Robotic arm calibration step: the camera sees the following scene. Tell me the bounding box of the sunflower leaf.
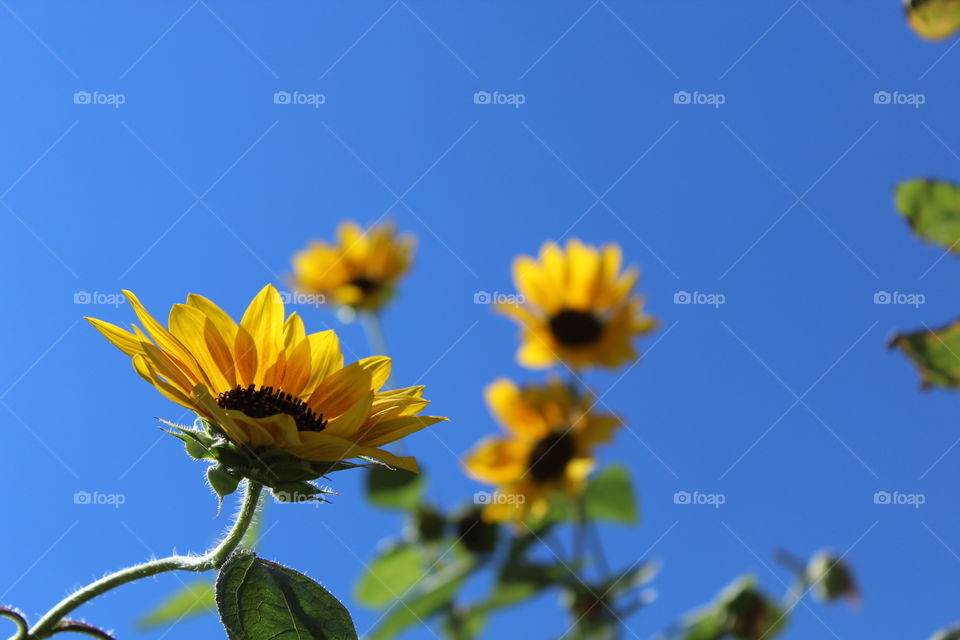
[891,319,960,388]
[906,0,960,40]
[355,543,425,608]
[895,178,960,251]
[137,579,216,629]
[366,465,424,510]
[216,552,357,640]
[583,464,638,523]
[368,567,466,640]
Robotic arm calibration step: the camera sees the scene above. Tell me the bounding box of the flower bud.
[806,551,859,605]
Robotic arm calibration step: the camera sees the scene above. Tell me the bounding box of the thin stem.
[1,608,28,640]
[28,481,263,639]
[362,311,390,357]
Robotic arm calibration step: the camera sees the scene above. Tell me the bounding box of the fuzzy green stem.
[28,481,263,639]
[1,608,28,640]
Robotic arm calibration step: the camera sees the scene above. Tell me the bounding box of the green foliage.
[355,544,426,608]
[137,579,216,629]
[906,0,960,41]
[891,320,960,388]
[583,464,639,523]
[366,465,425,510]
[895,178,960,251]
[216,552,357,640]
[676,576,786,640]
[369,567,469,640]
[931,625,960,640]
[891,179,960,389]
[545,464,639,524]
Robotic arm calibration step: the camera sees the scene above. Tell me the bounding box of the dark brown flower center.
[528,432,575,483]
[216,384,327,432]
[349,277,380,297]
[548,309,604,347]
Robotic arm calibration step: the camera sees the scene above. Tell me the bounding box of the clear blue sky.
[1,1,957,638]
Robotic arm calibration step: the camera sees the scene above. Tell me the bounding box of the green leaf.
[600,561,660,597]
[906,0,960,41]
[366,465,424,510]
[896,178,960,251]
[583,464,639,523]
[369,568,467,640]
[932,624,960,640]
[137,579,216,629]
[355,544,425,608]
[891,319,960,388]
[216,552,357,640]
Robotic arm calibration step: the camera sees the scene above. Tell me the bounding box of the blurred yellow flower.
[498,239,656,370]
[290,220,415,311]
[905,0,960,41]
[87,285,444,472]
[465,378,620,522]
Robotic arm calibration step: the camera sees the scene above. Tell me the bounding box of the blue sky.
[0,1,958,638]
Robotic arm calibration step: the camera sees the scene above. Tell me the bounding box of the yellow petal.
[464,437,529,485]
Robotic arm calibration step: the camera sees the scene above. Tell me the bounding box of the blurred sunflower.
[498,239,656,370]
[290,220,415,311]
[464,377,620,522]
[87,285,444,474]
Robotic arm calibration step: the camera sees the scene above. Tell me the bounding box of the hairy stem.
[28,481,263,639]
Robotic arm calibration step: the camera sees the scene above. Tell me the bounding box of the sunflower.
[464,377,620,522]
[290,220,415,311]
[498,239,656,371]
[87,285,444,477]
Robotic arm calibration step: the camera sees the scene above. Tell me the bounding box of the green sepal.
[207,465,242,502]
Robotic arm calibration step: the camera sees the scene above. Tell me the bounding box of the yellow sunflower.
[290,220,415,311]
[464,377,620,522]
[498,239,656,370]
[87,285,444,476]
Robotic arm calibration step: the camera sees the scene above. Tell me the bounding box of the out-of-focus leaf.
[891,320,960,388]
[906,0,960,40]
[674,576,787,640]
[366,465,424,510]
[216,552,357,640]
[369,568,467,640]
[896,178,960,251]
[137,579,216,629]
[355,544,425,608]
[536,465,638,525]
[600,561,660,597]
[932,624,960,640]
[583,464,638,523]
